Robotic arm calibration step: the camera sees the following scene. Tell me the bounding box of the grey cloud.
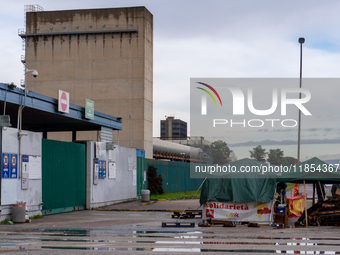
[230,138,340,147]
[306,128,334,132]
[255,127,334,133]
[256,128,295,133]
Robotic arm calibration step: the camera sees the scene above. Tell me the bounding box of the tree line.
[203,141,296,166]
[249,145,296,166]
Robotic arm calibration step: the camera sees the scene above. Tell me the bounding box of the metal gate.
[42,139,86,215]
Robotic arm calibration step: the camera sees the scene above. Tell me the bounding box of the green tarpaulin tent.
[277,157,340,183]
[199,158,278,205]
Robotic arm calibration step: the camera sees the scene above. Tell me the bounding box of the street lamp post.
[18,68,38,188]
[298,37,308,227]
[19,68,38,130]
[24,69,38,107]
[297,37,305,163]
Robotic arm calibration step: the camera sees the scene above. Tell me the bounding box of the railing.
[18,24,138,36]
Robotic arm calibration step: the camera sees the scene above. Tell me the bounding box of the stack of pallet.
[308,198,340,226]
[171,210,202,219]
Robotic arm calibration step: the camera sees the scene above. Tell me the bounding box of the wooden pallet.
[274,213,288,227]
[306,198,340,226]
[210,220,246,225]
[211,220,231,225]
[210,219,259,226]
[171,210,202,219]
[162,222,195,227]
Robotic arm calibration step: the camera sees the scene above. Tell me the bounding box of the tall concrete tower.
[21,6,153,158]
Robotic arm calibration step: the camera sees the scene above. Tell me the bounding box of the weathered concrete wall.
[25,7,153,158]
[0,128,42,221]
[86,141,137,209]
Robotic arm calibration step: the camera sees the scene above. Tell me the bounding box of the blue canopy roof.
[0,83,122,132]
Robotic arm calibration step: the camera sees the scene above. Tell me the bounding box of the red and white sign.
[11,155,17,167]
[203,200,274,223]
[58,90,69,113]
[3,154,9,167]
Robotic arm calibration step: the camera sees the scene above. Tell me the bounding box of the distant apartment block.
[160,117,187,140]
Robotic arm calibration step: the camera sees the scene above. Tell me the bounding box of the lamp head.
[298,37,305,44]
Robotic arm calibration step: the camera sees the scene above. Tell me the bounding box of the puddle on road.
[4,228,340,254]
[43,229,89,237]
[258,237,340,241]
[8,236,340,248]
[137,234,340,242]
[152,247,201,252]
[0,229,91,237]
[42,246,145,251]
[41,238,87,242]
[5,229,340,246]
[0,243,22,247]
[199,250,340,253]
[136,230,204,234]
[38,237,340,254]
[40,246,340,253]
[8,228,340,242]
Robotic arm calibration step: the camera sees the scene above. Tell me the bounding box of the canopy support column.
[313,181,315,205]
[318,181,325,201]
[304,180,308,227]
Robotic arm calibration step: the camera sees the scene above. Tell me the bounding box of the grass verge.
[150,184,297,201]
[29,214,44,220]
[150,190,201,200]
[0,218,13,225]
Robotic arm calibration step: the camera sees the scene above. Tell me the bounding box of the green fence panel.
[137,157,203,196]
[42,139,86,214]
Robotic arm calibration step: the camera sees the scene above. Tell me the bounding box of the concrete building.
[160,117,187,140]
[19,6,153,158]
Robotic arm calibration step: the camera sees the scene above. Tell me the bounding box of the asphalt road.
[1,205,340,254]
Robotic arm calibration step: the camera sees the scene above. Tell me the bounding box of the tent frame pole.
[313,181,315,206]
[318,180,325,201]
[269,191,276,222]
[177,177,207,222]
[304,180,308,227]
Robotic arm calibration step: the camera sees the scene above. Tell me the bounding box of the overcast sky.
[1,1,340,160]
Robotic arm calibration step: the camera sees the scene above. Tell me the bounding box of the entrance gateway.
[42,139,86,215]
[0,83,122,216]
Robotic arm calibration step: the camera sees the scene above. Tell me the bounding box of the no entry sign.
[58,90,69,113]
[11,154,16,168]
[10,154,17,178]
[3,154,9,167]
[2,153,9,178]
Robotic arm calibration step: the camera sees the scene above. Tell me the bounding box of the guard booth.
[0,83,122,219]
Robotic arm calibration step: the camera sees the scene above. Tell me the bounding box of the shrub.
[147,165,164,195]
